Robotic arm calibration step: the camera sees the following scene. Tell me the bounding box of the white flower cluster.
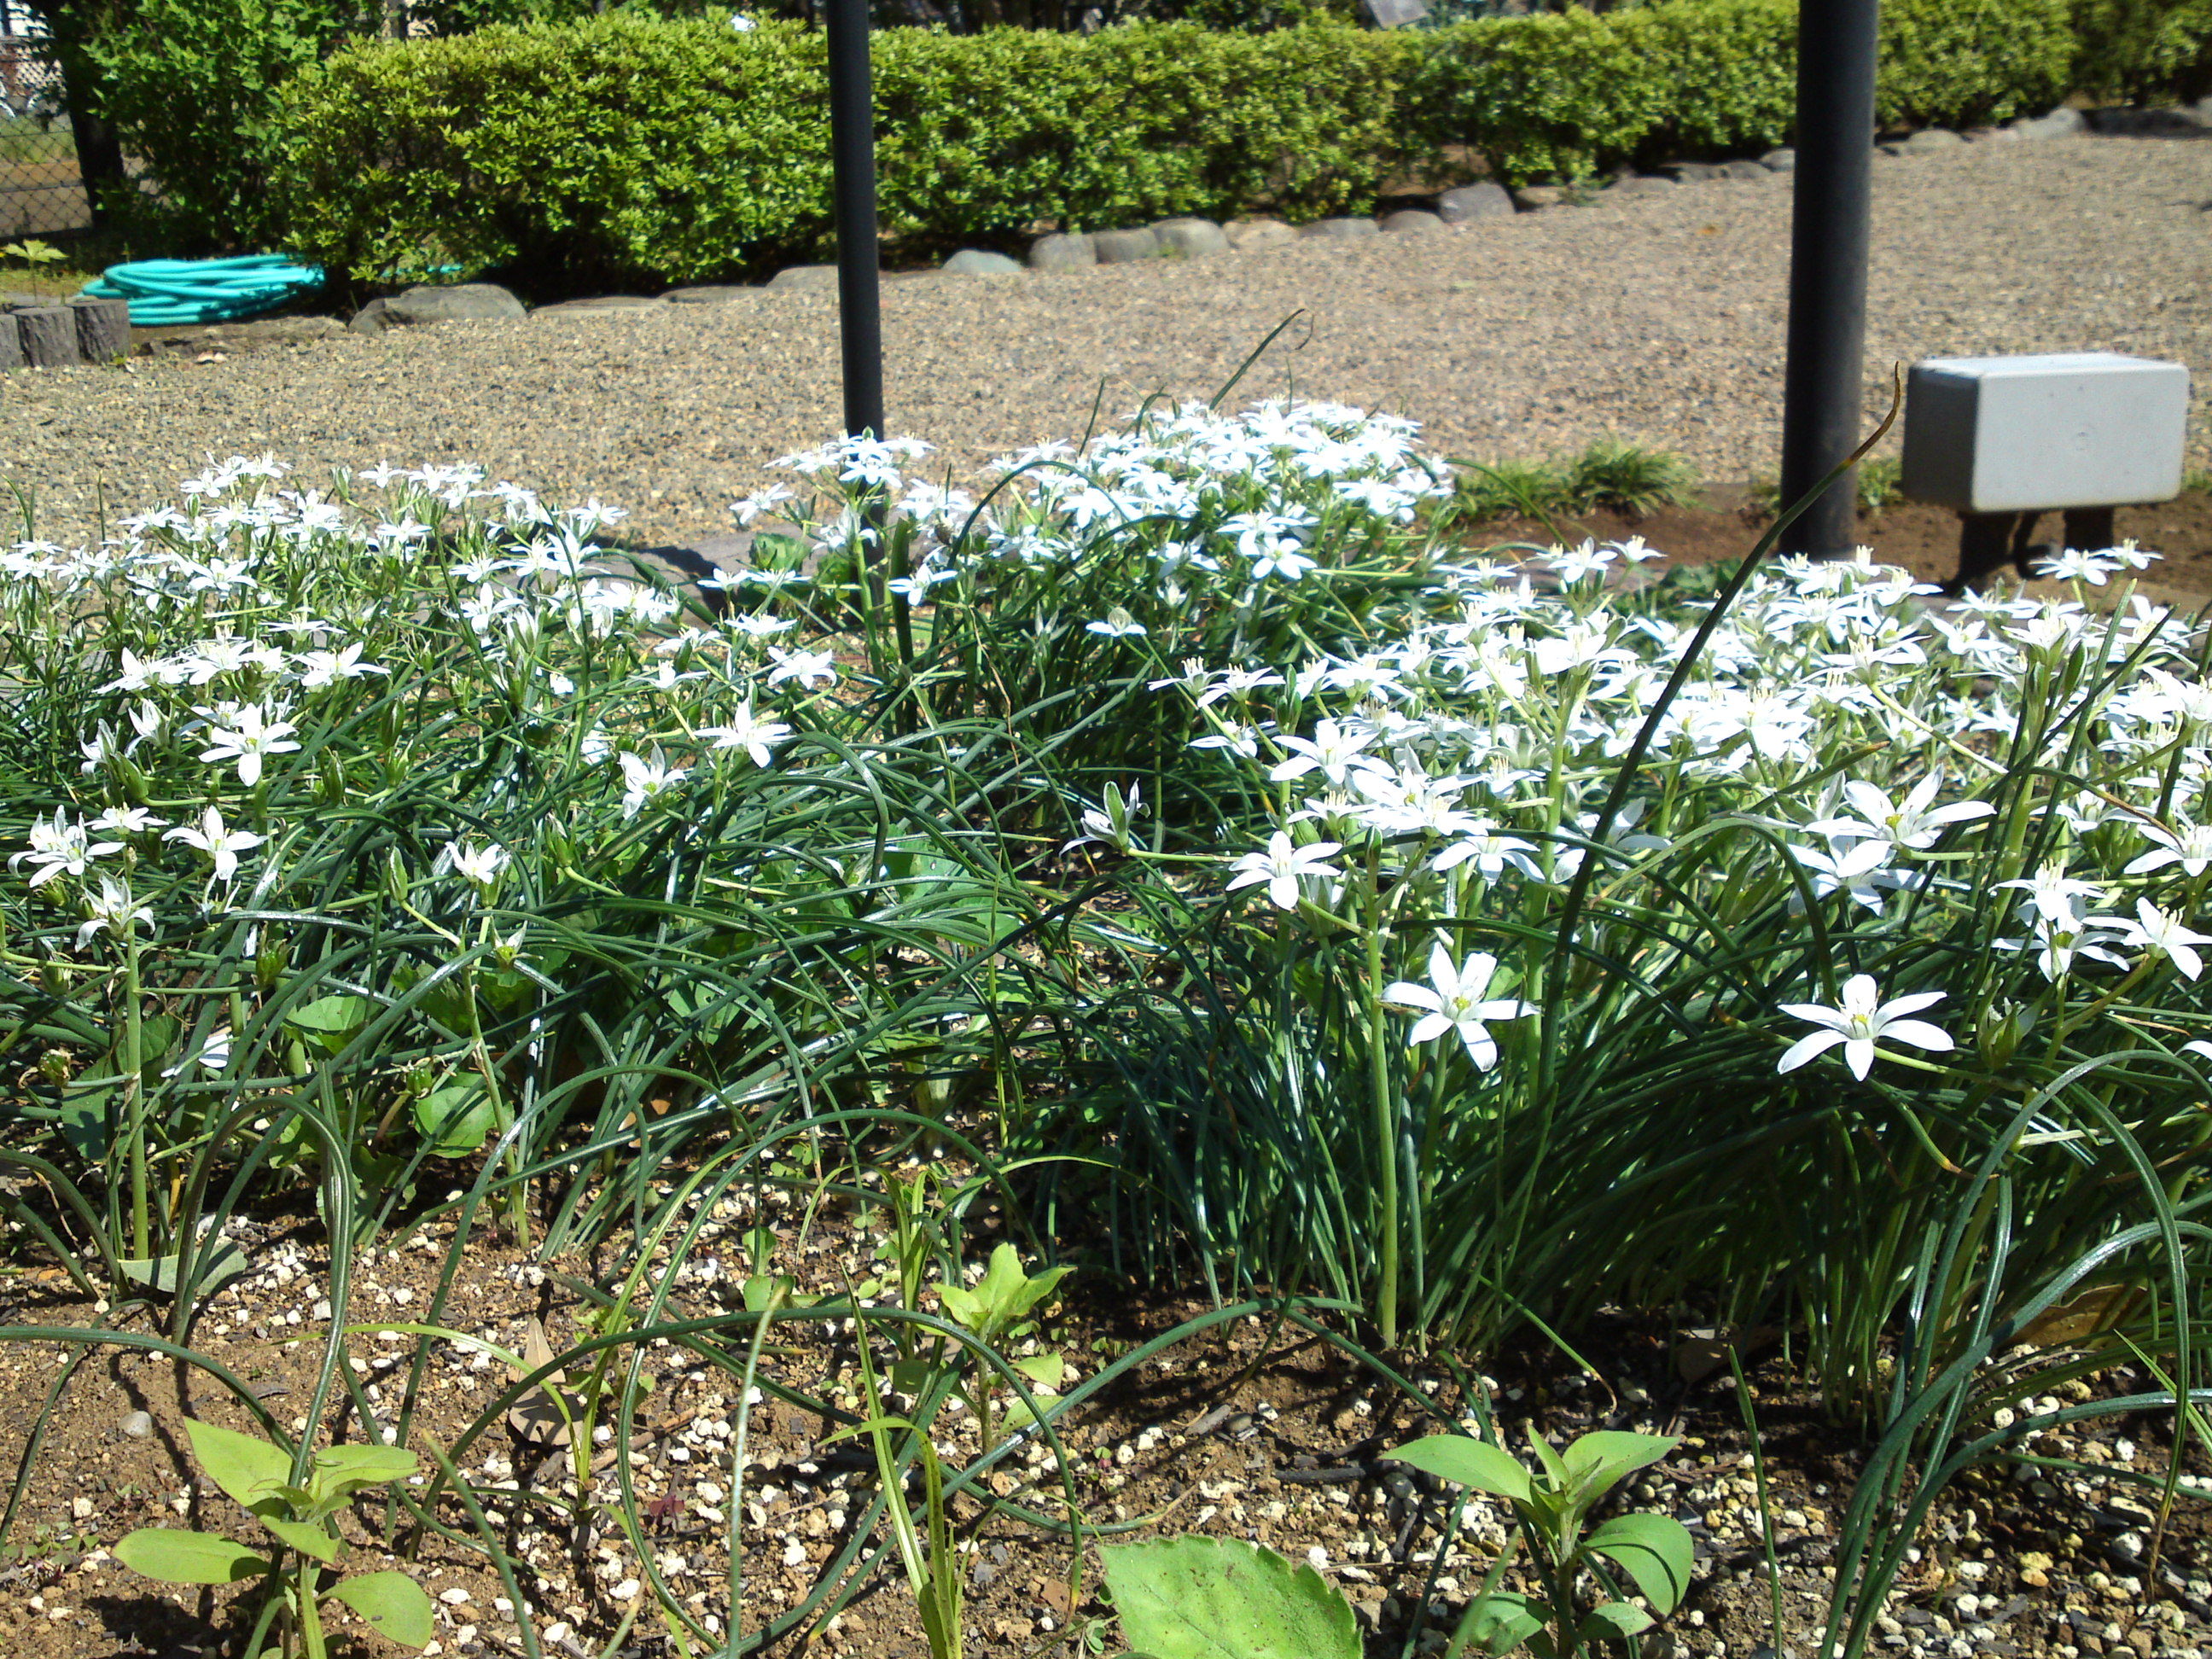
[741,401,1452,622]
[1146,530,2212,1081]
[4,453,827,957]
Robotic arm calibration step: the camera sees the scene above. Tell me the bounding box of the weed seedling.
[115,1418,432,1658]
[1392,1426,1692,1658]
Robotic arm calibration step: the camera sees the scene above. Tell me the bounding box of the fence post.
[1778,0,1879,556]
[826,0,884,449]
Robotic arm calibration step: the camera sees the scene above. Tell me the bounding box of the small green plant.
[1563,439,1700,517]
[1457,443,1698,526]
[2183,466,2212,496]
[836,1315,970,1659]
[114,1418,432,1659]
[1102,1535,1358,1659]
[1391,1427,1691,1658]
[1857,454,1903,515]
[0,238,65,270]
[934,1242,1074,1447]
[1457,457,1572,522]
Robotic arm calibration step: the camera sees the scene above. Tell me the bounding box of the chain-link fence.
[0,4,86,238]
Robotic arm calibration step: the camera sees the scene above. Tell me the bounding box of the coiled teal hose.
[79,254,324,326]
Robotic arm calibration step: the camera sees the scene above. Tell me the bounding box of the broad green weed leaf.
[1585,1513,1694,1614]
[1103,1536,1358,1659]
[183,1418,290,1509]
[55,1087,110,1159]
[1578,1601,1656,1642]
[1563,1431,1676,1487]
[250,1505,339,1562]
[413,1080,494,1158]
[283,995,372,1055]
[1388,1435,1531,1504]
[1452,1590,1549,1655]
[938,1243,1070,1340]
[327,1569,434,1646]
[122,1240,252,1302]
[114,1528,268,1585]
[310,1442,417,1507]
[1014,1353,1068,1388]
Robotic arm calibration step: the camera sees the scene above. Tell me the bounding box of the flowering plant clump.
[0,452,1075,1281]
[3,401,2207,1412]
[741,403,1463,837]
[1064,497,2212,1385]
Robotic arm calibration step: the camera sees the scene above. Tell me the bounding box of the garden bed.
[0,1208,2205,1659]
[0,396,2208,1659]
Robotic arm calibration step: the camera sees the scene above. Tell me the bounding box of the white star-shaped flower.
[1777,975,1954,1081]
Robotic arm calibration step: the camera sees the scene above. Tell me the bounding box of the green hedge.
[2069,0,2212,101]
[270,0,2081,291]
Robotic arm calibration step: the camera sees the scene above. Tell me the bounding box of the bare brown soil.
[0,1181,2203,1659]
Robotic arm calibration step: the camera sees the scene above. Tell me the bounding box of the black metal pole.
[1778,0,1879,556]
[825,0,883,445]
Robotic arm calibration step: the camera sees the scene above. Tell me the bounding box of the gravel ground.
[0,131,2206,550]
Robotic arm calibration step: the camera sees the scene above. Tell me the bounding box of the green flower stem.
[124,931,146,1263]
[297,1561,327,1659]
[1365,842,1399,1348]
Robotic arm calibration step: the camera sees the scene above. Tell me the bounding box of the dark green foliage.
[1874,0,2075,131]
[274,15,838,290]
[79,0,364,249]
[123,0,2100,275]
[1407,0,2072,184]
[273,15,1417,288]
[2069,0,2212,101]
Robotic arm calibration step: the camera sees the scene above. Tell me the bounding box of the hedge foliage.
[2069,0,2212,101]
[266,0,2093,290]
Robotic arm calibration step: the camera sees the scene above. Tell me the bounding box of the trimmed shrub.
[275,13,1413,287]
[2070,0,2212,102]
[84,0,357,250]
[275,16,835,291]
[1406,0,2073,183]
[1404,9,1680,186]
[271,0,2091,289]
[1874,0,2075,130]
[873,24,1411,239]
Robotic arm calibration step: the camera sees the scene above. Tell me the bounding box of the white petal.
[1877,989,1946,1018]
[1407,1012,1452,1045]
[1383,983,1441,1013]
[1924,800,1994,825]
[1878,1020,1953,1053]
[1426,941,1458,993]
[1777,1030,1846,1074]
[1842,1038,1876,1080]
[1778,1002,1848,1033]
[1456,1024,1499,1070]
